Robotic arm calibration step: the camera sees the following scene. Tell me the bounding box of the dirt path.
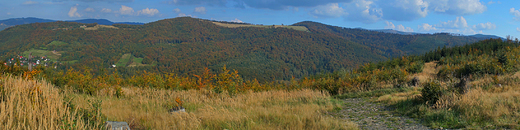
[333,98,428,130]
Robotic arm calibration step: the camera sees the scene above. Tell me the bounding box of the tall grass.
[0,75,357,129]
[0,76,101,129]
[375,70,520,129]
[80,87,357,129]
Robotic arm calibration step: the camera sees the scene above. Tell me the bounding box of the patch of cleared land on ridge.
[212,22,309,32]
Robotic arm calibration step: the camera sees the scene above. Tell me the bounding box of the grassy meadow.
[22,49,61,61]
[116,53,153,67]
[0,75,357,129]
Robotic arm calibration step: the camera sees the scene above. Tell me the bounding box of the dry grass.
[410,62,437,84]
[78,88,357,129]
[1,75,357,129]
[376,61,520,128]
[434,87,520,128]
[0,76,97,129]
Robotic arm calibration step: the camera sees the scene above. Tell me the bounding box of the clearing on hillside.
[115,54,132,67]
[116,53,154,67]
[22,49,62,61]
[82,25,119,30]
[212,22,309,32]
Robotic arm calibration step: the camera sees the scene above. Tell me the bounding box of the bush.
[421,80,445,105]
[407,61,424,74]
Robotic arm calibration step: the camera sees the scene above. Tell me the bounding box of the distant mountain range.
[0,17,144,30]
[0,17,506,81]
[0,17,505,41]
[374,29,504,40]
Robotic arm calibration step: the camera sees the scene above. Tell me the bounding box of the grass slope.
[22,49,61,61]
[115,53,132,67]
[116,53,154,67]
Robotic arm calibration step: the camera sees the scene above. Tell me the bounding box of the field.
[212,22,309,32]
[115,53,132,67]
[116,53,154,67]
[0,75,358,129]
[21,49,61,61]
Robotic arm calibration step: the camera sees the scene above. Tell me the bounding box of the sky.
[0,0,519,38]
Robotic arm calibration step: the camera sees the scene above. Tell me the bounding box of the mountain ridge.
[0,17,144,30]
[0,17,499,82]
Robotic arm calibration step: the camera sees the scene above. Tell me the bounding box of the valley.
[1,17,519,129]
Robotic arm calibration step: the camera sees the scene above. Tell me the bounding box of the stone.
[105,121,130,130]
[169,106,186,113]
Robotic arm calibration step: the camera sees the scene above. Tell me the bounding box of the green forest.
[0,17,484,82]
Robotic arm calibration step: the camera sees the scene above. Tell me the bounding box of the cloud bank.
[167,0,487,23]
[385,21,414,32]
[418,16,495,34]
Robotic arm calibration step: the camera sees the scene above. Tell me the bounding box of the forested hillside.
[293,21,481,56]
[0,17,485,81]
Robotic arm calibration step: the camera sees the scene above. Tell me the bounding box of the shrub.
[407,61,424,74]
[421,80,445,105]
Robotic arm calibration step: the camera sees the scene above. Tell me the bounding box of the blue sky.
[0,0,519,38]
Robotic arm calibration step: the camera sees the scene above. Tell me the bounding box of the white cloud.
[137,8,159,16]
[335,0,487,23]
[85,8,95,12]
[437,16,468,29]
[517,27,520,32]
[119,5,134,15]
[379,0,428,21]
[230,18,243,23]
[44,1,64,5]
[178,13,193,17]
[487,0,500,4]
[418,16,492,34]
[343,0,382,23]
[418,23,437,31]
[472,22,496,30]
[428,0,486,15]
[22,1,39,5]
[68,5,81,17]
[396,25,413,32]
[6,12,11,15]
[384,21,413,32]
[462,28,481,34]
[194,6,206,14]
[173,8,181,13]
[384,21,395,29]
[309,3,347,18]
[510,8,520,20]
[101,8,112,13]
